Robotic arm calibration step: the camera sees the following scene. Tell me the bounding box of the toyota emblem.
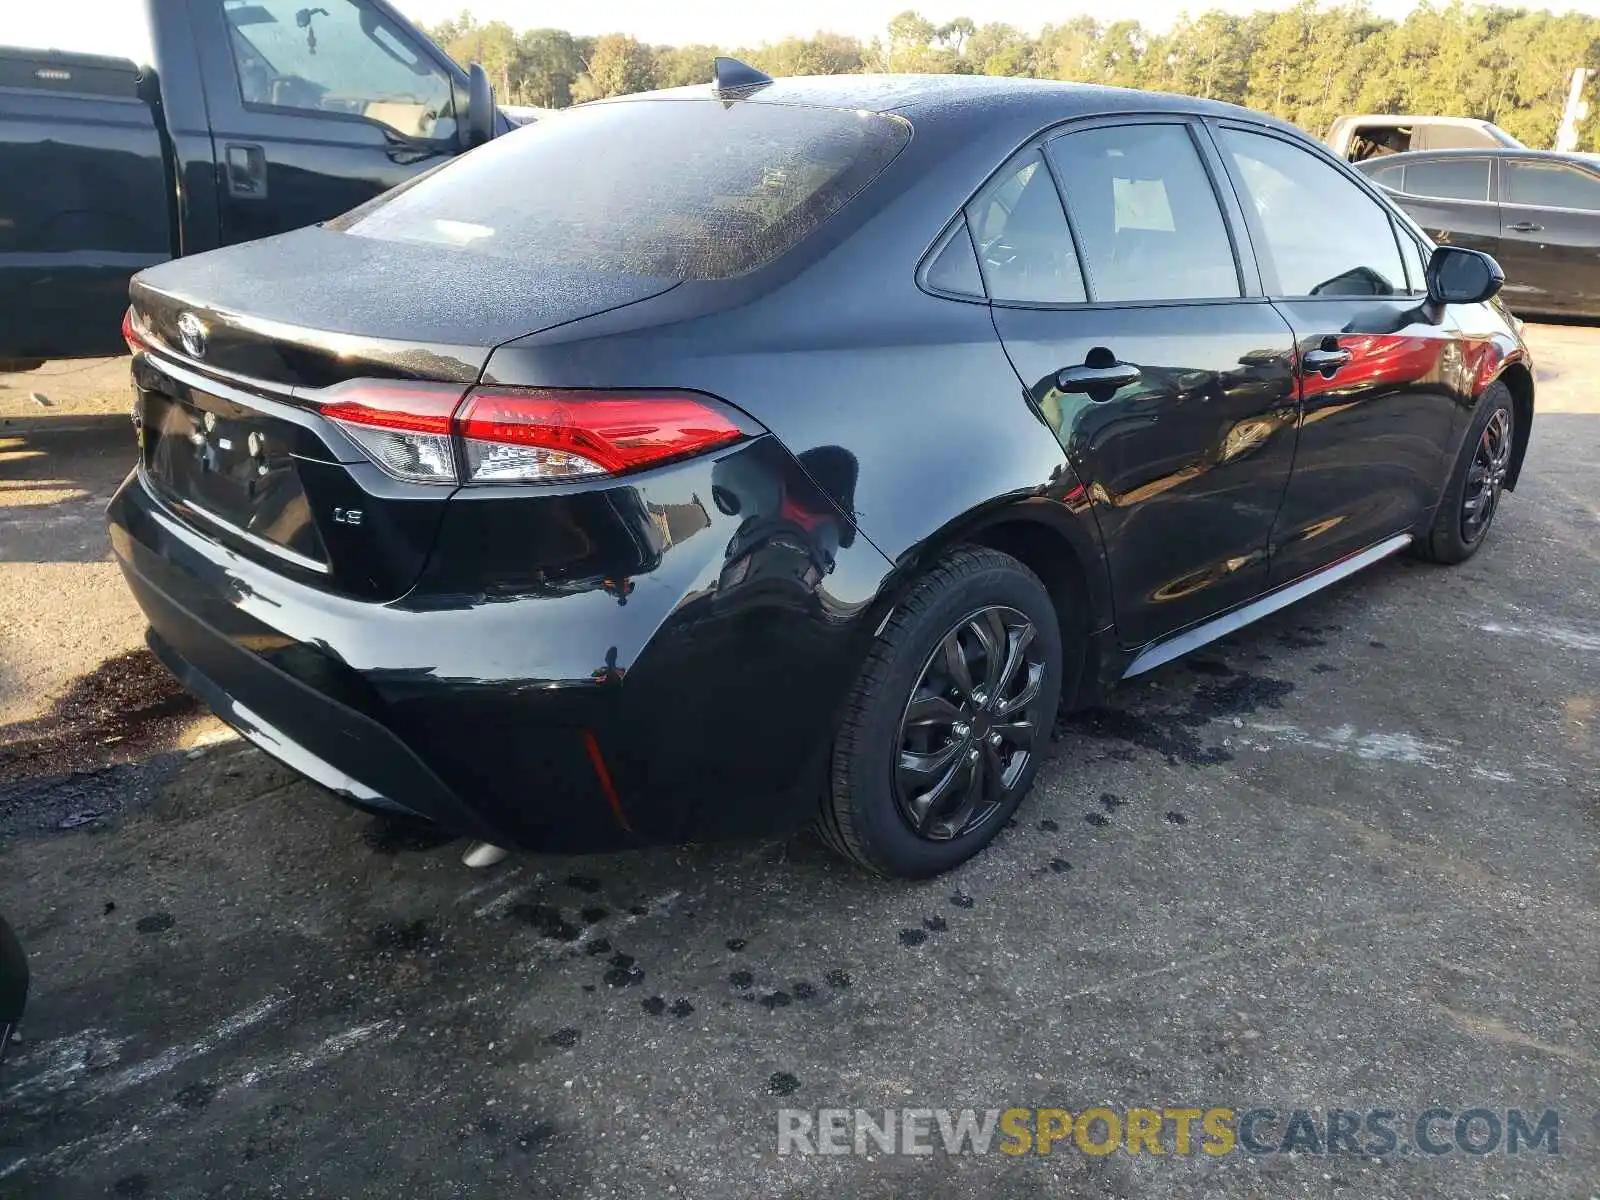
[177,311,208,359]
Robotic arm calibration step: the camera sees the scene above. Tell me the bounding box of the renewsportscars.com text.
[776,1106,1561,1158]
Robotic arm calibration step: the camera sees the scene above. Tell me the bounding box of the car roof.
[1356,148,1594,166]
[597,73,1306,140]
[1334,114,1495,128]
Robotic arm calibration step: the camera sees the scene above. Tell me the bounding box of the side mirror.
[1426,245,1504,305]
[465,62,496,149]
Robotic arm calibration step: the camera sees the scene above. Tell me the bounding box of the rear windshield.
[332,99,910,280]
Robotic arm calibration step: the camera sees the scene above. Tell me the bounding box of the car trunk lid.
[129,226,678,387]
[126,229,678,600]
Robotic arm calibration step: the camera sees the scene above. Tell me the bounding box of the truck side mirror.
[465,63,496,149]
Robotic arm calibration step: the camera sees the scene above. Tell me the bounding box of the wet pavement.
[0,333,1596,1198]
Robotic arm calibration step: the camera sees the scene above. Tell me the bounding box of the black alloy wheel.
[894,605,1046,841]
[819,546,1065,878]
[1461,406,1513,543]
[1418,381,1516,564]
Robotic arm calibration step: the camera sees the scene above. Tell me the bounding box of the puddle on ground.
[0,649,200,787]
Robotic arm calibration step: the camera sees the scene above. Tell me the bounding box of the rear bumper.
[138,594,478,831]
[116,487,508,841]
[107,435,890,852]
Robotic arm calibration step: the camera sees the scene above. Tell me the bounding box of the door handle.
[1507,221,1543,233]
[224,143,268,199]
[1302,347,1352,375]
[1056,360,1141,394]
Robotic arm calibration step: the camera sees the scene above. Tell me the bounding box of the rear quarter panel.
[475,119,1118,815]
[1454,299,1534,480]
[483,106,1113,621]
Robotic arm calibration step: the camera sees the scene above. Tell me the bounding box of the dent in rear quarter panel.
[482,265,1100,606]
[404,436,894,843]
[479,281,1100,835]
[472,118,1118,825]
[480,97,1113,614]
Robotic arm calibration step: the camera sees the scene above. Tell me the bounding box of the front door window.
[223,0,456,142]
[1503,159,1600,211]
[1218,128,1406,297]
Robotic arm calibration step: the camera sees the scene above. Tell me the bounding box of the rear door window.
[922,220,985,298]
[965,151,1086,303]
[334,99,910,279]
[1503,159,1600,210]
[1403,158,1491,201]
[1046,122,1240,301]
[1218,127,1406,297]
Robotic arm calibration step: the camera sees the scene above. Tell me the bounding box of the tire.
[0,915,26,1074]
[1417,381,1516,564]
[818,546,1064,878]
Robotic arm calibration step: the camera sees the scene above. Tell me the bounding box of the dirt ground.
[0,328,1596,1198]
[0,359,228,768]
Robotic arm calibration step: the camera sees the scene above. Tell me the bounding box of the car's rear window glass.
[923,218,984,298]
[1403,158,1490,201]
[331,99,910,279]
[966,151,1087,303]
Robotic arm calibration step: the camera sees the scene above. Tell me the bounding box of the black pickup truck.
[1,0,508,368]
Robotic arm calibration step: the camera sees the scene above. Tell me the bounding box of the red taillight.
[316,382,746,486]
[122,307,143,354]
[317,381,462,436]
[456,389,743,483]
[318,381,466,484]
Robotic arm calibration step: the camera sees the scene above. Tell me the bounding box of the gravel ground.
[0,330,1596,1199]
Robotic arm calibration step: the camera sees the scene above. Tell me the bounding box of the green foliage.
[517,29,588,109]
[424,3,1600,147]
[655,44,722,90]
[738,33,865,78]
[572,34,657,102]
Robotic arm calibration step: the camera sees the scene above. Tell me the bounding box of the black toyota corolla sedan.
[110,66,1534,878]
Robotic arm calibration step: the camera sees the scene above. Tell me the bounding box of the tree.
[429,16,521,102]
[744,33,865,77]
[938,17,976,56]
[1035,18,1100,82]
[518,28,587,108]
[424,3,1600,150]
[1151,11,1254,103]
[1246,3,1318,118]
[884,10,959,73]
[573,33,657,101]
[967,22,1034,77]
[655,44,721,89]
[1083,20,1148,89]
